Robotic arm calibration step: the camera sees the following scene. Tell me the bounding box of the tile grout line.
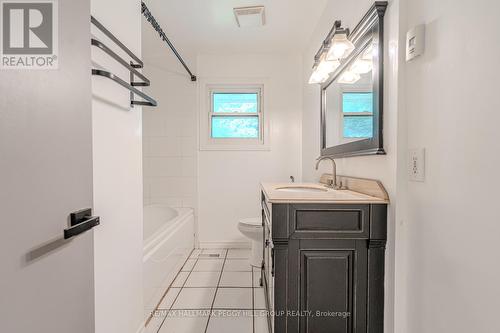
[156,249,201,333]
[155,249,254,333]
[204,249,228,333]
[181,284,252,289]
[152,248,195,332]
[178,284,252,289]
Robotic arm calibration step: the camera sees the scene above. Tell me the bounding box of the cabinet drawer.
[289,204,369,239]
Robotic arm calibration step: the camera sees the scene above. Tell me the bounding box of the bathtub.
[143,204,194,319]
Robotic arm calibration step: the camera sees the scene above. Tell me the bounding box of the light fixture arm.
[312,21,350,69]
[309,20,356,84]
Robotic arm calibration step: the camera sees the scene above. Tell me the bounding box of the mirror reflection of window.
[324,42,375,147]
[342,92,373,139]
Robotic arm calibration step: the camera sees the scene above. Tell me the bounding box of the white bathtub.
[143,204,194,320]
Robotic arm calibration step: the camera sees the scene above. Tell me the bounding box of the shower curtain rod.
[141,1,197,81]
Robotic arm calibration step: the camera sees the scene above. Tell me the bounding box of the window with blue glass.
[210,91,261,139]
[342,92,374,138]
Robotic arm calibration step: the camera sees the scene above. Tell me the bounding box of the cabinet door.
[288,239,368,333]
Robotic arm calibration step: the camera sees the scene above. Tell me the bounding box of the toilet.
[237,218,263,267]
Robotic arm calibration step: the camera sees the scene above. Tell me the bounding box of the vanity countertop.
[261,182,389,204]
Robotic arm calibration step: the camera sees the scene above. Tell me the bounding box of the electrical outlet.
[409,148,425,182]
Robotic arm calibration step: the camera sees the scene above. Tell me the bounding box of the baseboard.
[198,241,250,249]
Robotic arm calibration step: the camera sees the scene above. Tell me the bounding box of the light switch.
[409,148,425,182]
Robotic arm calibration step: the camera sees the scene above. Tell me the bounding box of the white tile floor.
[146,248,270,333]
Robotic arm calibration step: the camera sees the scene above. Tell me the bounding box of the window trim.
[199,79,270,151]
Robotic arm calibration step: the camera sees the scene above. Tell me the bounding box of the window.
[210,92,261,139]
[342,92,373,138]
[200,81,269,151]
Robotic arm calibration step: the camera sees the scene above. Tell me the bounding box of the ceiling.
[142,0,328,56]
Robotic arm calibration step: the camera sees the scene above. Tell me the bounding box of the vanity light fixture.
[349,43,375,74]
[317,57,340,75]
[350,59,372,74]
[309,55,340,84]
[308,20,353,85]
[338,71,360,84]
[326,32,355,61]
[308,68,330,84]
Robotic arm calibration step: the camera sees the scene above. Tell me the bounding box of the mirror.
[324,44,374,148]
[321,3,386,158]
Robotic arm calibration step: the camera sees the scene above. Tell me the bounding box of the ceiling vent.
[233,6,266,28]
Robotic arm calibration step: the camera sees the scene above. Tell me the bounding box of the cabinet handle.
[271,248,275,277]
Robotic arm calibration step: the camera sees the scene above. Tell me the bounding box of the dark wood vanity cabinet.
[261,192,387,333]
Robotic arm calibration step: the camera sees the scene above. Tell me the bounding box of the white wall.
[396,0,500,332]
[197,54,303,247]
[91,1,144,332]
[301,1,402,332]
[142,62,198,208]
[141,32,198,209]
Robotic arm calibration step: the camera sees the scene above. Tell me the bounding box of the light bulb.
[326,33,355,60]
[308,69,329,84]
[338,71,360,84]
[316,59,340,75]
[350,59,372,74]
[328,44,348,60]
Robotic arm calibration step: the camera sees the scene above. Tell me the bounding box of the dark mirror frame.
[321,2,388,158]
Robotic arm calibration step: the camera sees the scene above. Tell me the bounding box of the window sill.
[199,142,271,151]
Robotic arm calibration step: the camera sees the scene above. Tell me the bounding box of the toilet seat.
[238,218,261,228]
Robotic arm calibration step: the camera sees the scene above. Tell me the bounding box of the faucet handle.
[335,180,348,190]
[325,178,334,187]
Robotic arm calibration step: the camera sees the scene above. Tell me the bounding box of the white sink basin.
[262,182,388,204]
[275,186,328,193]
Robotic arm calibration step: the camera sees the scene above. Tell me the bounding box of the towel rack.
[91,16,157,107]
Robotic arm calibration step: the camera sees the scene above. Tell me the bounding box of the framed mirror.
[321,3,387,158]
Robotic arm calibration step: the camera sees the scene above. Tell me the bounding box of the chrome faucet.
[315,156,342,190]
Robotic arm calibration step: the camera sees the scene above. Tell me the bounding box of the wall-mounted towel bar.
[91,16,142,66]
[91,39,150,86]
[91,16,157,107]
[92,69,157,106]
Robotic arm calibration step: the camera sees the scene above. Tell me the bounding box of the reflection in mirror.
[325,42,374,148]
[318,2,386,157]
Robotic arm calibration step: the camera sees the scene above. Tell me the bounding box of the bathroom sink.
[262,181,389,204]
[275,185,328,193]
